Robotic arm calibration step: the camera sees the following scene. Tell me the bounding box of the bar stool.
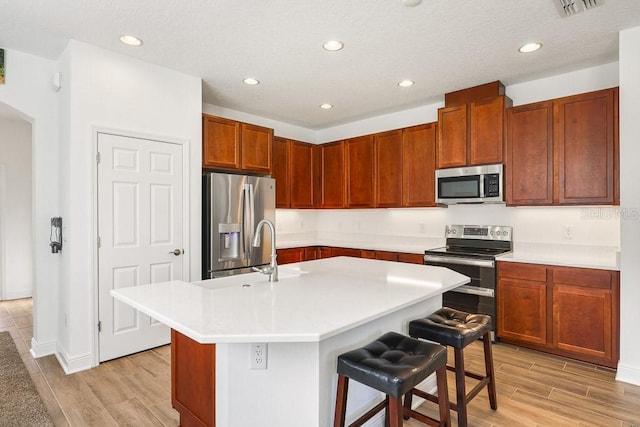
[334,331,450,427]
[407,307,497,427]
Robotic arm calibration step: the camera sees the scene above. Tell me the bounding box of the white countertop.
[111,257,469,344]
[497,242,620,270]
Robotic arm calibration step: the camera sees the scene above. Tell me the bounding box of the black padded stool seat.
[408,308,497,427]
[408,307,492,349]
[334,331,451,427]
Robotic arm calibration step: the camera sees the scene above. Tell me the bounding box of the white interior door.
[97,132,183,362]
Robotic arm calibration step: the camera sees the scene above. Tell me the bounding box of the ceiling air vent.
[556,0,605,17]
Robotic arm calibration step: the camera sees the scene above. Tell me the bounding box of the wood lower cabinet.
[172,329,215,427]
[497,263,549,346]
[397,253,424,265]
[276,247,305,265]
[497,261,619,368]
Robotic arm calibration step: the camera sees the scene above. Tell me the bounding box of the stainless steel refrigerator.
[202,172,276,279]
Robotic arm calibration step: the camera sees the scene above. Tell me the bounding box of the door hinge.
[96,152,101,164]
[97,236,101,248]
[97,321,102,333]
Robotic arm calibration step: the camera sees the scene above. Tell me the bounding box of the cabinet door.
[317,247,332,259]
[240,123,273,173]
[290,141,314,208]
[202,115,240,169]
[555,88,618,205]
[346,135,375,208]
[276,248,305,265]
[398,253,424,265]
[375,130,403,207]
[497,275,548,345]
[320,141,346,208]
[331,247,362,258]
[303,247,318,261]
[469,96,505,165]
[312,145,322,208]
[506,101,553,205]
[375,251,398,262]
[272,137,291,208]
[552,284,613,363]
[403,123,437,207]
[437,104,467,168]
[361,250,377,259]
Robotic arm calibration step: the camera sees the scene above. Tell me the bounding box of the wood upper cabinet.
[403,123,437,207]
[506,88,619,206]
[240,123,273,173]
[273,138,315,208]
[203,115,241,169]
[346,135,375,208]
[506,101,554,205]
[290,141,314,208]
[497,261,619,368]
[437,104,467,168]
[273,137,291,208]
[437,96,508,168]
[320,141,346,208]
[555,88,618,205]
[375,130,403,207]
[497,262,549,346]
[202,114,273,173]
[470,96,506,165]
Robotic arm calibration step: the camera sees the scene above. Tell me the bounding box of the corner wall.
[617,26,640,385]
[0,48,60,357]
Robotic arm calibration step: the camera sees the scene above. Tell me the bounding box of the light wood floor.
[2,298,640,426]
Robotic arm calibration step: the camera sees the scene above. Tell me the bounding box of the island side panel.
[172,329,216,427]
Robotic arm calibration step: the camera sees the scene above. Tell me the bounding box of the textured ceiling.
[1,0,640,129]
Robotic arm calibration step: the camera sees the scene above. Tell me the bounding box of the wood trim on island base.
[172,329,216,427]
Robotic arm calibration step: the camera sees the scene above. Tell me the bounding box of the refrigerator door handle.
[248,183,255,259]
[242,183,254,260]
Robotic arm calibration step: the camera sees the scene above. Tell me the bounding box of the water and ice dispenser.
[218,223,240,260]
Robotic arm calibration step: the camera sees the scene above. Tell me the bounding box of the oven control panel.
[445,225,512,241]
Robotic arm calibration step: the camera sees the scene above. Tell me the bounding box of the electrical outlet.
[563,225,574,239]
[250,343,267,369]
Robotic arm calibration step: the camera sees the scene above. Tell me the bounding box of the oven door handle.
[450,285,495,298]
[424,255,495,268]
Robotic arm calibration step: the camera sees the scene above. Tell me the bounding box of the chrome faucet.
[251,219,278,282]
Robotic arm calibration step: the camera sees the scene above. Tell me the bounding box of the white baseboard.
[616,362,640,386]
[30,336,57,358]
[55,344,94,374]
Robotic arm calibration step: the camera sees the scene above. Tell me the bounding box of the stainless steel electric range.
[423,225,513,339]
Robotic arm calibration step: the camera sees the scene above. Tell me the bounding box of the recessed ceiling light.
[398,80,415,88]
[243,78,260,85]
[323,40,344,52]
[119,35,143,46]
[402,0,423,6]
[319,103,333,110]
[519,42,542,53]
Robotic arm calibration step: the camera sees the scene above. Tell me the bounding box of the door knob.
[169,249,183,256]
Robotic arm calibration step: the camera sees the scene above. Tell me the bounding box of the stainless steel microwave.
[435,164,504,205]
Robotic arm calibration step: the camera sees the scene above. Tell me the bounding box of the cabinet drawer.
[498,262,546,282]
[552,267,612,289]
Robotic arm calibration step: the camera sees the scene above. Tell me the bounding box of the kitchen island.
[111,257,469,427]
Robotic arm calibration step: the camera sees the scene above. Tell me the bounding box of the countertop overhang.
[111,257,469,344]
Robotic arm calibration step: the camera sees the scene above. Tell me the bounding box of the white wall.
[617,26,640,385]
[55,40,202,372]
[0,118,33,299]
[0,48,60,358]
